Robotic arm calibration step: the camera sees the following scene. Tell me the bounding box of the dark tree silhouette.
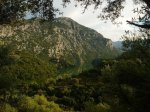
[0,0,150,28]
[63,0,150,28]
[0,0,57,24]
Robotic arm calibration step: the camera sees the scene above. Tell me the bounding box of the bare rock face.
[0,17,118,72]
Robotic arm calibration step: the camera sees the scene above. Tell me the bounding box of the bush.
[84,102,111,112]
[0,103,18,112]
[18,95,62,112]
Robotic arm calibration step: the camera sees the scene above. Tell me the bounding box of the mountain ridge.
[113,41,123,49]
[0,17,119,73]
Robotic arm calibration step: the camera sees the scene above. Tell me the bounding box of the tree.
[0,103,18,112]
[0,45,13,67]
[63,0,150,28]
[18,95,62,112]
[1,0,150,28]
[0,0,57,24]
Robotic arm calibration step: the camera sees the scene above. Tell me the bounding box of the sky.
[54,0,139,41]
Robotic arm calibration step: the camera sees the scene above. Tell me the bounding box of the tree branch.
[142,0,150,7]
[127,20,150,29]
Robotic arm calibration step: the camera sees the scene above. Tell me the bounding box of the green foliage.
[85,102,111,112]
[0,50,56,85]
[0,21,150,112]
[18,95,62,112]
[0,0,57,24]
[0,45,17,90]
[0,45,57,100]
[0,103,18,112]
[0,45,14,67]
[99,34,150,112]
[0,73,16,90]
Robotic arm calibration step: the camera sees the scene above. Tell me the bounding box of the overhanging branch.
[127,20,150,29]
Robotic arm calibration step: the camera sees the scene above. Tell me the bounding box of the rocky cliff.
[0,17,118,72]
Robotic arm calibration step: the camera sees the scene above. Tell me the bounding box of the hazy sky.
[54,0,139,41]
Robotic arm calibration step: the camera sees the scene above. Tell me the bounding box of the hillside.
[0,17,119,73]
[0,18,149,112]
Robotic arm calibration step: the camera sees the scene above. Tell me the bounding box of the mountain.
[0,17,119,73]
[113,41,123,49]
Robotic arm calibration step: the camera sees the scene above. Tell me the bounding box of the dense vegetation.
[0,1,150,111]
[0,28,150,112]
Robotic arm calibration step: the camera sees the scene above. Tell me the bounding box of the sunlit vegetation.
[0,1,150,111]
[0,32,150,111]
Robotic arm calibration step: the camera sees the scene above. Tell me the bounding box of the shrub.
[18,95,62,112]
[0,103,18,112]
